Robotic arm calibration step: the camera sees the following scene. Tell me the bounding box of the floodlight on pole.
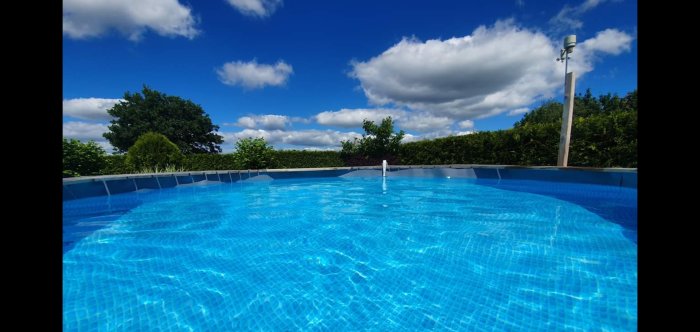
[556,35,576,167]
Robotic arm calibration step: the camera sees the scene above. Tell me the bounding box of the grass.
[135,165,185,174]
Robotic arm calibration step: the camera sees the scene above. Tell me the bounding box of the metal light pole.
[556,35,576,167]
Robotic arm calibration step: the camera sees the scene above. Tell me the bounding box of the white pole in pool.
[382,160,387,177]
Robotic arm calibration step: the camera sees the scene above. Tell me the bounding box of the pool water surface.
[63,177,637,331]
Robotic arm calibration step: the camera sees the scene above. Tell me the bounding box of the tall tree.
[63,139,106,177]
[103,86,224,154]
[341,117,405,165]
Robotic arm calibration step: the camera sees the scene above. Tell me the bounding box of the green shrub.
[63,138,107,177]
[233,138,276,169]
[125,132,183,171]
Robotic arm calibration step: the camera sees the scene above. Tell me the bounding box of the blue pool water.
[63,177,637,331]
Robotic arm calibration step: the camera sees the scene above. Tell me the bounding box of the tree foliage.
[233,138,276,169]
[125,132,183,171]
[82,88,636,174]
[104,86,223,154]
[63,138,107,177]
[341,117,405,165]
[514,101,563,127]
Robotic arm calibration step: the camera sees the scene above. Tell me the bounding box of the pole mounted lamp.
[556,35,576,167]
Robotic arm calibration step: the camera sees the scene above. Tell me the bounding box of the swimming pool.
[63,173,637,330]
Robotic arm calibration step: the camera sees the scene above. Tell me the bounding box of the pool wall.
[63,165,636,201]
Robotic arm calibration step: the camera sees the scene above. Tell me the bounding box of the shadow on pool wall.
[385,167,637,244]
[64,166,637,246]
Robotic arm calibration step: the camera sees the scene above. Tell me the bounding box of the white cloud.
[62,121,116,152]
[579,29,633,55]
[350,20,633,122]
[398,114,453,132]
[63,98,123,121]
[290,116,311,124]
[315,108,453,133]
[63,121,109,141]
[226,0,282,18]
[233,115,290,130]
[315,108,404,128]
[63,0,199,41]
[351,20,560,119]
[507,108,529,116]
[217,60,293,89]
[567,28,634,76]
[401,133,420,143]
[400,130,474,144]
[549,0,609,32]
[458,120,475,129]
[220,129,361,150]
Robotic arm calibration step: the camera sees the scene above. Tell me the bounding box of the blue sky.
[63,0,637,153]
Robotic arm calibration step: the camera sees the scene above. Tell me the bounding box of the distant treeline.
[68,88,637,177]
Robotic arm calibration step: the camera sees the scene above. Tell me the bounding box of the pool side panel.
[341,169,382,177]
[473,168,501,179]
[620,172,637,188]
[156,175,177,188]
[63,166,637,200]
[66,181,108,199]
[268,169,351,179]
[105,179,137,195]
[134,177,160,190]
[176,175,194,184]
[389,168,477,178]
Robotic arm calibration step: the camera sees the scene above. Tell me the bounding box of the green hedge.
[102,155,130,174]
[399,110,636,168]
[399,126,559,166]
[96,111,634,175]
[182,154,238,171]
[569,110,637,167]
[99,150,344,175]
[274,150,344,168]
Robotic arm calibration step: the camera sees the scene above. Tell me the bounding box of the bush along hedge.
[340,117,404,166]
[233,137,276,169]
[126,132,184,172]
